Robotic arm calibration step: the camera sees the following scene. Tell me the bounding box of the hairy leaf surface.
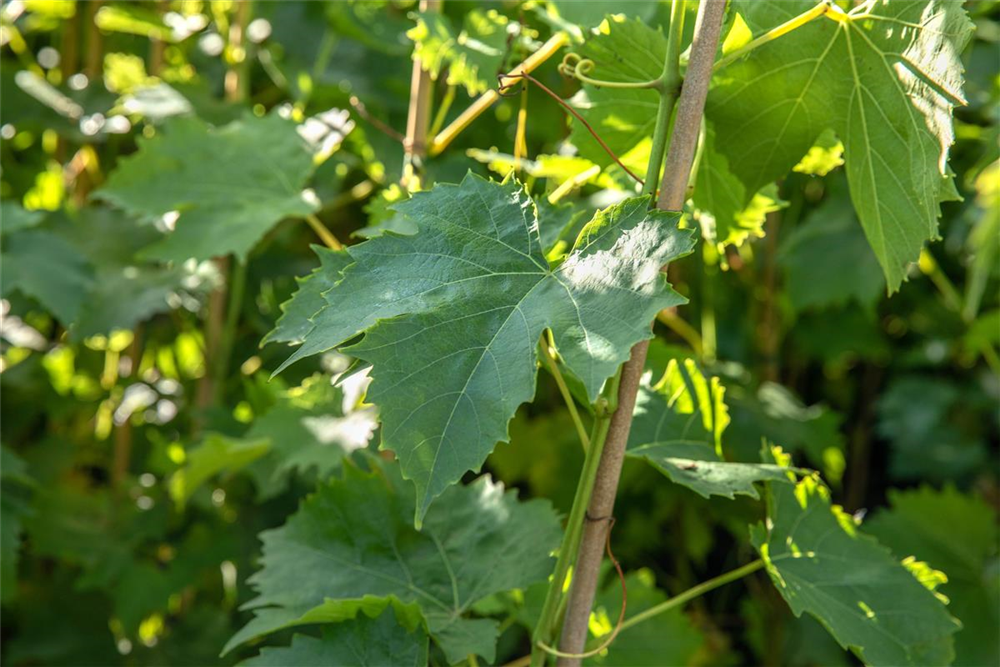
[707,0,973,290]
[276,174,694,521]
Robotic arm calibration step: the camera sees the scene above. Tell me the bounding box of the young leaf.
[627,359,797,499]
[276,174,694,522]
[865,486,999,667]
[168,433,271,507]
[226,459,561,664]
[707,1,973,291]
[753,471,961,666]
[239,608,429,667]
[408,10,509,96]
[97,113,318,262]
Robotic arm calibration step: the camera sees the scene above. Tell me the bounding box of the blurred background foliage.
[0,1,997,665]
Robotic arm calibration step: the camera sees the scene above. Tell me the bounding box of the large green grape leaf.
[778,177,885,312]
[262,246,351,346]
[707,1,973,291]
[626,358,797,499]
[274,174,694,522]
[240,606,428,667]
[408,9,509,96]
[225,459,561,664]
[866,486,1000,667]
[753,469,961,666]
[97,113,318,262]
[1,229,94,324]
[585,569,706,666]
[0,200,44,235]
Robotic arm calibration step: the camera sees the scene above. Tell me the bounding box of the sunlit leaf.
[707,1,973,290]
[275,174,694,522]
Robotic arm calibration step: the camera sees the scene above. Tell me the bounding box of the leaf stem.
[539,335,591,453]
[613,559,764,635]
[429,83,457,139]
[305,213,344,250]
[641,0,687,194]
[529,379,616,667]
[713,1,832,73]
[213,258,247,404]
[656,309,703,357]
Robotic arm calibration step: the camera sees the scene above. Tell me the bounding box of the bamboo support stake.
[428,32,568,157]
[402,0,441,190]
[555,3,728,664]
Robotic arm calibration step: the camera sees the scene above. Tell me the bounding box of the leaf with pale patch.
[275,174,694,522]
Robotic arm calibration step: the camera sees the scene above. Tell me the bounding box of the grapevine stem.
[555,3,728,665]
[529,375,617,667]
[614,559,764,635]
[713,1,831,73]
[539,334,591,453]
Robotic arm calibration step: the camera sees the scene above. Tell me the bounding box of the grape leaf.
[706,1,973,291]
[726,382,845,482]
[274,174,694,522]
[243,378,376,500]
[240,607,428,667]
[585,569,705,666]
[1,229,94,324]
[225,459,561,664]
[865,486,1000,667]
[753,470,961,666]
[626,359,798,499]
[97,113,318,262]
[263,246,351,346]
[408,9,509,96]
[778,177,885,312]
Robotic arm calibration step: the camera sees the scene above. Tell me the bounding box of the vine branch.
[555,3,728,664]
